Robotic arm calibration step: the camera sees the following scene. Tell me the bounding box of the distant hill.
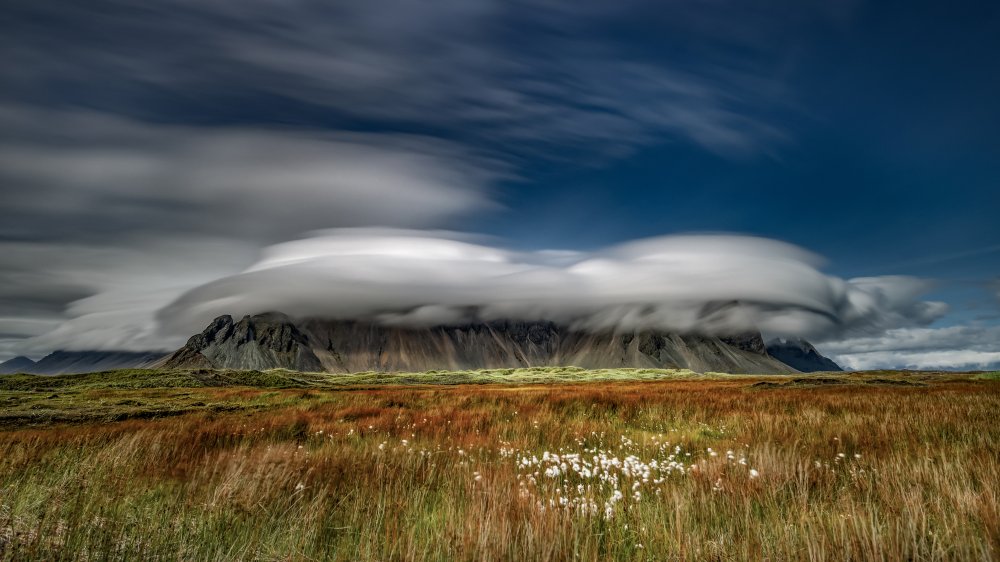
[0,356,37,374]
[766,339,842,372]
[21,351,168,375]
[162,312,802,374]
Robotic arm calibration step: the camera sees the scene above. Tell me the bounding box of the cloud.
[0,107,500,358]
[157,229,946,342]
[5,238,258,356]
[0,0,831,157]
[0,106,499,245]
[833,350,1000,371]
[0,1,873,359]
[818,325,1000,370]
[0,317,61,340]
[820,325,1000,355]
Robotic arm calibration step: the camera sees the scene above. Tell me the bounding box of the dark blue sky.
[1,0,998,367]
[480,1,1000,270]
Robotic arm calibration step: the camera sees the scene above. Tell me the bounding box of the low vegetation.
[1,369,997,560]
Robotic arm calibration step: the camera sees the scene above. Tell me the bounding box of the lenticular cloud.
[156,229,947,340]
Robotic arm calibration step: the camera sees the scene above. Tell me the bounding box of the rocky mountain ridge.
[163,313,323,371]
[161,312,821,374]
[2,314,842,376]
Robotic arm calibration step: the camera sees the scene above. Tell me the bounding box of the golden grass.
[1,377,997,561]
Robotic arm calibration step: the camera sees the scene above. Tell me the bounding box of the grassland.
[1,368,997,561]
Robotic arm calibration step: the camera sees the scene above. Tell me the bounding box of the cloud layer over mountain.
[157,229,948,343]
[2,0,996,370]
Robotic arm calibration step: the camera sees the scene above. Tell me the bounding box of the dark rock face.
[25,351,167,375]
[162,312,323,371]
[721,332,768,355]
[0,355,37,374]
[165,313,799,374]
[766,339,842,372]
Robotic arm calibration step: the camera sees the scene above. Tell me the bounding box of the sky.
[1,0,999,369]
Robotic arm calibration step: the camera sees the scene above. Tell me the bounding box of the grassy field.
[1,369,997,560]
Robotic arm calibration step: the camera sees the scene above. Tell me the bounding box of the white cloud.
[157,229,947,342]
[820,325,1000,371]
[819,325,1000,354]
[835,350,1000,371]
[0,107,500,358]
[6,237,257,356]
[0,106,498,244]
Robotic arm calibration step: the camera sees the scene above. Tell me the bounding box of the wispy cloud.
[0,107,501,357]
[0,0,823,157]
[0,106,499,245]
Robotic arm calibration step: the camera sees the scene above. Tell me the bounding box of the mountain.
[163,312,799,374]
[766,339,842,372]
[162,312,323,372]
[0,355,37,374]
[27,350,168,375]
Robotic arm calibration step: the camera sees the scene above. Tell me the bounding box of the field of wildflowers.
[1,373,997,560]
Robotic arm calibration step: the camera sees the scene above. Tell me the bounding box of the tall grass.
[1,379,997,560]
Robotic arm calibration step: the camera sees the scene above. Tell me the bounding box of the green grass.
[0,366,708,394]
[975,371,1000,381]
[0,368,330,391]
[2,365,980,393]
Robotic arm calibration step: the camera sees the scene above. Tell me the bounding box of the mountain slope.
[766,339,842,372]
[165,313,798,374]
[0,356,37,374]
[162,313,323,371]
[28,351,167,375]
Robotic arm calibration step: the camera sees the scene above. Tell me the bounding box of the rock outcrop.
[162,312,323,371]
[765,339,842,372]
[164,312,800,374]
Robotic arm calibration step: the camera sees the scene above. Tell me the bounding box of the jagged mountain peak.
[165,313,799,374]
[163,312,322,371]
